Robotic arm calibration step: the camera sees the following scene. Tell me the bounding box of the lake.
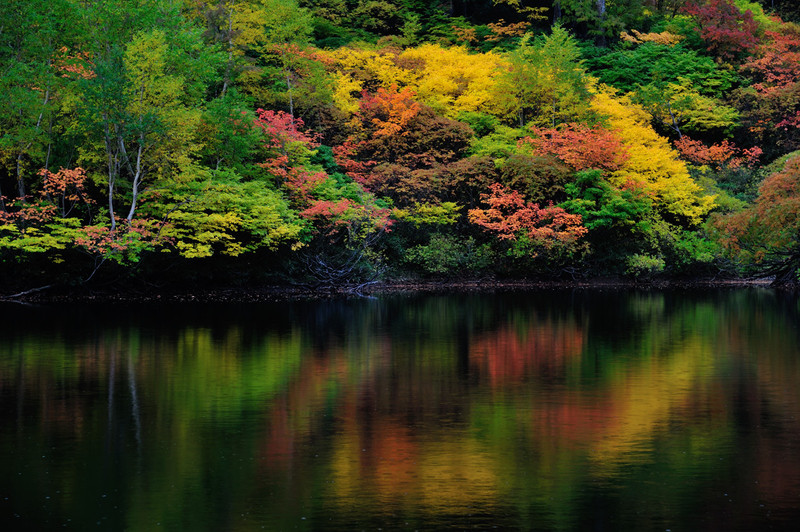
[2,288,800,531]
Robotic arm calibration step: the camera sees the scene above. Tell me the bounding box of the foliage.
[590,88,716,224]
[498,154,574,205]
[469,183,588,259]
[405,233,493,276]
[140,167,305,258]
[584,41,740,99]
[683,0,760,61]
[712,155,800,282]
[560,170,653,233]
[674,136,761,171]
[393,202,461,228]
[625,253,666,278]
[1,0,797,287]
[734,19,800,158]
[635,78,740,137]
[495,25,592,128]
[522,123,629,171]
[397,44,507,118]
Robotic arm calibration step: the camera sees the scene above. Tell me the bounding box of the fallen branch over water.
[1,284,54,300]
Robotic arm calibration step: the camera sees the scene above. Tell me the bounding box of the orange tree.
[712,154,800,285]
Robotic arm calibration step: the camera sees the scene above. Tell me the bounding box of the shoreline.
[0,277,780,304]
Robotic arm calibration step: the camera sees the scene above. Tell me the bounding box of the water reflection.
[1,289,800,530]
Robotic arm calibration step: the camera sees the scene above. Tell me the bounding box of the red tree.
[521,123,629,172]
[469,183,587,257]
[674,136,761,170]
[683,0,759,61]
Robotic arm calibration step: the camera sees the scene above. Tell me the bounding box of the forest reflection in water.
[2,288,800,531]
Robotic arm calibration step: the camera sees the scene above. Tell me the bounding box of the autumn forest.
[2,0,800,291]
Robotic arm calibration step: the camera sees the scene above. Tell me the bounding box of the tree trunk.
[15,86,52,200]
[220,1,235,98]
[125,140,144,225]
[666,100,683,138]
[595,0,607,47]
[104,118,119,232]
[15,153,26,199]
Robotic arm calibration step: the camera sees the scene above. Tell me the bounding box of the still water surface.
[2,288,800,531]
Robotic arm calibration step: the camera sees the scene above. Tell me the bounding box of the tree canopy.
[1,0,798,289]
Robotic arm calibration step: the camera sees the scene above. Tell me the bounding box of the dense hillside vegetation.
[1,0,799,290]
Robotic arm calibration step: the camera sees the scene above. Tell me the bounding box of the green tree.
[0,0,78,200]
[76,3,214,232]
[497,25,591,128]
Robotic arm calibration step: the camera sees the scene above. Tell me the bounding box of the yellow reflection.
[587,335,718,476]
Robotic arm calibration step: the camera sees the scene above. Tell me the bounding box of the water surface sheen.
[2,288,800,531]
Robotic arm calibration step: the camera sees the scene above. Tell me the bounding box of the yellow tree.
[590,87,715,224]
[214,0,316,113]
[319,47,411,117]
[397,44,508,119]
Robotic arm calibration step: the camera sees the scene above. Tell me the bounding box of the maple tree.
[356,85,421,138]
[674,136,761,171]
[735,19,800,157]
[255,106,392,283]
[339,91,473,206]
[521,123,629,172]
[469,183,588,258]
[682,0,760,61]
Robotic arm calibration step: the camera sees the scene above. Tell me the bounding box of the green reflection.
[1,289,800,531]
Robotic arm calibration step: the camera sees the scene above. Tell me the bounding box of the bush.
[405,234,493,276]
[625,253,665,278]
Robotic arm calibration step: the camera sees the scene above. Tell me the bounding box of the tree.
[560,169,652,234]
[635,78,740,138]
[557,0,649,45]
[119,29,201,225]
[231,0,316,114]
[496,25,591,128]
[734,19,800,158]
[469,182,587,258]
[76,2,212,233]
[139,166,304,258]
[0,0,78,201]
[673,136,761,171]
[584,41,740,99]
[682,0,760,62]
[521,122,629,171]
[498,154,574,204]
[590,88,716,224]
[254,108,393,284]
[396,44,508,118]
[711,154,800,282]
[338,89,473,206]
[196,91,263,174]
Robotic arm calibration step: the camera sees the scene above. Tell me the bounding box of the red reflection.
[470,321,584,385]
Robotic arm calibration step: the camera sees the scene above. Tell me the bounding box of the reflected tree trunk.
[128,351,142,451]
